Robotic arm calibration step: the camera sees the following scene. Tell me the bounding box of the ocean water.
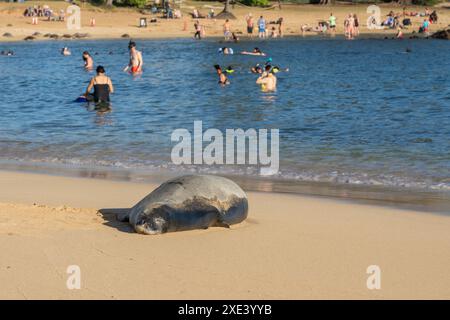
[0,38,449,199]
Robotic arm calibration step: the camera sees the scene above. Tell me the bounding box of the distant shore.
[1,2,449,42]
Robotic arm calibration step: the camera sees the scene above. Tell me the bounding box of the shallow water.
[0,38,449,198]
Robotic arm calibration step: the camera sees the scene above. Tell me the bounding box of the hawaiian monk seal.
[119,175,248,235]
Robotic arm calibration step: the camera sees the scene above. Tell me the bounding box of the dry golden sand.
[1,1,450,42]
[0,170,449,299]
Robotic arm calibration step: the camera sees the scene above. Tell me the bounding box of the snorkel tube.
[225,66,235,74]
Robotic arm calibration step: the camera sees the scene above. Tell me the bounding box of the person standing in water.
[214,65,230,85]
[256,65,277,92]
[85,65,114,103]
[124,41,143,73]
[82,51,94,70]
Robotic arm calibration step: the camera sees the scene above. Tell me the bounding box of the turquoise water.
[0,38,449,195]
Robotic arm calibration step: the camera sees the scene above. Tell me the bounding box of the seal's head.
[133,205,170,235]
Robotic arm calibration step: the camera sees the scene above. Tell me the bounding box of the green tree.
[241,0,269,6]
[412,0,442,5]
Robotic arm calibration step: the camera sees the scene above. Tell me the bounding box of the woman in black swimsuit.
[85,65,114,103]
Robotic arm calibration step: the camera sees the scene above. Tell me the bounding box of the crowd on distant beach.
[23,4,66,21]
[190,6,440,41]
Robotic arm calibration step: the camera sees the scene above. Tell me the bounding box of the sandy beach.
[0,170,449,299]
[1,1,450,42]
[1,0,449,301]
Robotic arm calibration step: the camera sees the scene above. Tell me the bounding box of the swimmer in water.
[61,47,71,56]
[225,66,235,75]
[82,51,94,70]
[1,50,14,56]
[214,64,230,85]
[219,47,234,55]
[270,65,289,73]
[85,65,114,104]
[251,64,263,74]
[241,47,266,56]
[123,41,143,73]
[256,65,277,92]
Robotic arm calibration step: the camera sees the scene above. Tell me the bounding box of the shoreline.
[0,32,443,44]
[1,169,450,299]
[1,160,449,215]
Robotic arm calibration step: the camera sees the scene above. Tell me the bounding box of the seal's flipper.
[215,221,230,229]
[116,209,130,222]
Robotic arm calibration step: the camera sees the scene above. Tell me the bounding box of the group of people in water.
[69,41,144,111]
[215,62,279,92]
[68,36,278,113]
[219,47,266,56]
[215,48,283,92]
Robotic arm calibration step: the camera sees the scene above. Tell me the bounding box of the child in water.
[61,47,71,56]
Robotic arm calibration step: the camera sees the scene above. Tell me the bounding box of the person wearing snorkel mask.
[225,66,235,76]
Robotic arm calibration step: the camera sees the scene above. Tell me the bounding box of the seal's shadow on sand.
[98,208,134,233]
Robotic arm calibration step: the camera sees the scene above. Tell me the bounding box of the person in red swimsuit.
[123,41,143,74]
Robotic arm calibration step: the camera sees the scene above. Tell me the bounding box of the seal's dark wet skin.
[123,175,249,235]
